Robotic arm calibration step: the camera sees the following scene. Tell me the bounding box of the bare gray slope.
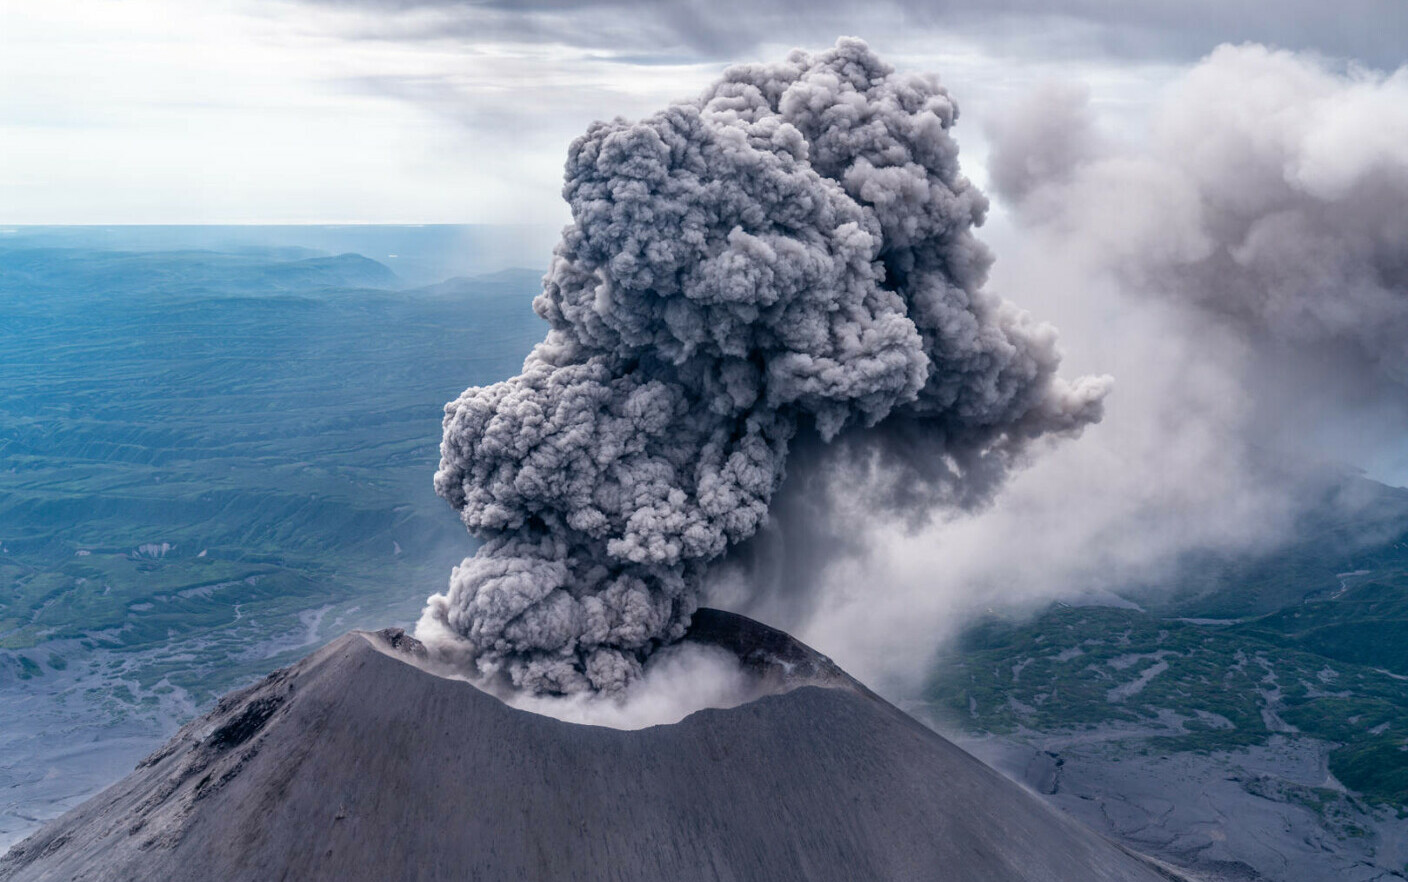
[1,611,1180,882]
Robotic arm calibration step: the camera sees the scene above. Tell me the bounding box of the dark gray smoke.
[419,38,1109,694]
[989,44,1408,386]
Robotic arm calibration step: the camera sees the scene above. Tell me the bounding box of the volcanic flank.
[0,611,1182,882]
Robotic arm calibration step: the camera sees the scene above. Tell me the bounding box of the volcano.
[1,611,1181,882]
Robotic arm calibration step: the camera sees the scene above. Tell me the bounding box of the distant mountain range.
[0,225,558,286]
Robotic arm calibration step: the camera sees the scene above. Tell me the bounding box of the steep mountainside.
[1,611,1181,882]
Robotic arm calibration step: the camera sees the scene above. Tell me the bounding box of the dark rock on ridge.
[683,608,859,691]
[1,610,1184,882]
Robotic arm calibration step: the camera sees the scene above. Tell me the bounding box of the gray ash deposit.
[1,611,1181,882]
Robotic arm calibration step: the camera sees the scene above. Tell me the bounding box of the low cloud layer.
[307,0,1408,68]
[990,44,1408,388]
[420,39,1107,694]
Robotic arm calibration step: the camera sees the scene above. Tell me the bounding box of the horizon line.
[0,222,561,229]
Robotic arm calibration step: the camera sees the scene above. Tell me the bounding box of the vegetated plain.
[0,235,542,844]
[0,245,544,681]
[926,496,1408,879]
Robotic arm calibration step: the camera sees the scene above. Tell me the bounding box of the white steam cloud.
[418,38,1109,695]
[990,44,1408,386]
[792,43,1408,693]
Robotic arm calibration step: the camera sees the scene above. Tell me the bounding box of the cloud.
[300,0,1408,67]
[991,44,1408,390]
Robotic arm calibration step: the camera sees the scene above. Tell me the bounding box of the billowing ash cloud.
[989,43,1408,384]
[419,38,1109,695]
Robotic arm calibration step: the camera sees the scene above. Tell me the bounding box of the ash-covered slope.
[1,611,1180,882]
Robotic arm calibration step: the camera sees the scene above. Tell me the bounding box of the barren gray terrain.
[1,611,1182,882]
[959,728,1408,882]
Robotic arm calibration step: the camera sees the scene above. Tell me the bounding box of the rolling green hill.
[0,245,545,697]
[927,601,1408,806]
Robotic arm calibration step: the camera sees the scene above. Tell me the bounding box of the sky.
[3,0,1399,225]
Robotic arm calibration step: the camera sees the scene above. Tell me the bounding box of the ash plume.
[419,38,1109,695]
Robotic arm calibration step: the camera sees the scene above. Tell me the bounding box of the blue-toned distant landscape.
[4,227,1408,879]
[0,227,547,844]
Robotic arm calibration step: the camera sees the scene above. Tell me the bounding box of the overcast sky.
[2,0,1400,225]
